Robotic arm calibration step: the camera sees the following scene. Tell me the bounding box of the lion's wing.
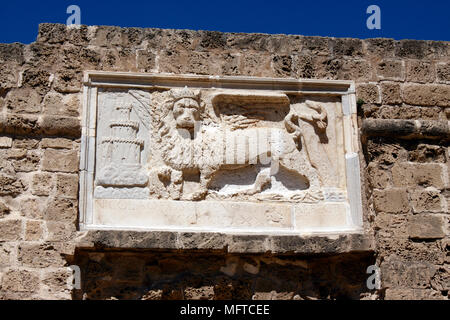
[129,89,153,130]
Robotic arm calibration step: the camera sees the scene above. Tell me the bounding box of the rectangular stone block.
[17,243,65,268]
[374,214,409,239]
[385,288,446,300]
[408,215,445,240]
[373,189,410,214]
[0,269,40,293]
[42,91,80,117]
[406,60,435,83]
[31,172,54,196]
[41,269,73,299]
[45,221,76,242]
[20,197,45,220]
[0,201,10,218]
[93,199,293,231]
[44,198,78,223]
[42,149,79,173]
[0,219,23,241]
[356,83,381,104]
[436,62,450,83]
[12,138,39,149]
[41,138,73,149]
[25,220,44,241]
[381,82,402,105]
[402,84,450,107]
[8,149,41,172]
[381,256,437,289]
[410,189,445,213]
[392,163,446,189]
[376,59,404,80]
[0,137,12,148]
[55,174,79,199]
[0,243,14,267]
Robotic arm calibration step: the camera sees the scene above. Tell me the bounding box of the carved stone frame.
[79,72,364,242]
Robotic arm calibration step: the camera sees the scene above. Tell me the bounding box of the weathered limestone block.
[55,174,79,199]
[239,52,273,77]
[4,88,42,114]
[53,70,82,93]
[369,106,442,120]
[0,270,40,294]
[24,220,44,241]
[392,163,446,189]
[376,59,404,80]
[41,138,73,149]
[45,221,77,242]
[42,149,79,173]
[381,256,438,289]
[376,236,446,265]
[40,115,81,137]
[356,83,380,104]
[436,62,450,83]
[12,138,39,149]
[366,140,408,164]
[0,219,23,241]
[0,173,26,197]
[373,189,410,214]
[406,60,435,83]
[374,214,409,239]
[367,163,391,189]
[384,288,446,300]
[0,243,14,267]
[395,40,428,59]
[380,82,402,105]
[365,38,395,58]
[332,38,364,57]
[8,150,40,172]
[136,50,156,72]
[0,201,10,218]
[408,144,447,163]
[0,43,25,90]
[17,243,66,268]
[272,54,293,77]
[408,215,446,240]
[2,114,40,136]
[336,59,372,81]
[183,286,215,300]
[31,172,54,196]
[44,198,78,224]
[0,137,12,148]
[41,269,73,300]
[19,197,45,220]
[402,84,450,107]
[42,92,80,117]
[410,188,445,213]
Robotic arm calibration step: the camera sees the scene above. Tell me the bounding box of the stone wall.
[0,23,448,300]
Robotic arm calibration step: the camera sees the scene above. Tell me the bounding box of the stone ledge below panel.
[74,230,375,255]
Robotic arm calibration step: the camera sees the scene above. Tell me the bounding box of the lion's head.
[165,87,205,132]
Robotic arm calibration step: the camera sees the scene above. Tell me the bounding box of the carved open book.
[80,72,362,234]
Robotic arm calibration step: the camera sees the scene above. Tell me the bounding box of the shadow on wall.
[70,250,377,300]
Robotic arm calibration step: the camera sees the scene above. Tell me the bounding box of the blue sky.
[1,0,449,44]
